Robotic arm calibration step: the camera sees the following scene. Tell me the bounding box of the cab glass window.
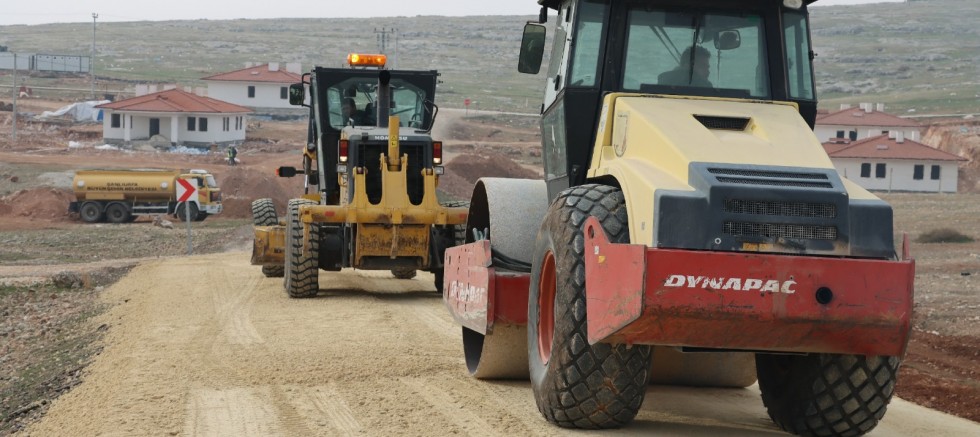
[327,78,428,129]
[567,0,607,87]
[622,8,769,99]
[783,10,815,100]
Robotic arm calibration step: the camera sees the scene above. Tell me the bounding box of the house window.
[875,163,886,178]
[199,117,208,132]
[931,165,941,180]
[111,113,121,128]
[248,86,256,98]
[280,86,288,99]
[913,164,924,180]
[860,163,871,178]
[187,117,196,131]
[836,130,844,139]
[223,117,230,132]
[849,131,858,141]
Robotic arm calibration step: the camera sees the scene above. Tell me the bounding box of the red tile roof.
[96,89,252,114]
[201,64,302,84]
[816,108,922,128]
[822,135,967,162]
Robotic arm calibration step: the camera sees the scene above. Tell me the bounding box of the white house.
[823,133,967,193]
[202,63,303,110]
[96,89,252,147]
[815,103,923,144]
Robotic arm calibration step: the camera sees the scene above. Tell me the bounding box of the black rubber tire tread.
[261,265,284,278]
[80,202,104,223]
[194,212,208,222]
[756,353,900,437]
[251,198,278,226]
[528,184,651,429]
[391,268,417,279]
[433,200,470,293]
[104,203,131,224]
[441,200,471,244]
[175,202,198,222]
[252,198,284,277]
[284,199,319,298]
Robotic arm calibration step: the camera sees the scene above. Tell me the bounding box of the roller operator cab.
[249,54,468,295]
[443,1,914,435]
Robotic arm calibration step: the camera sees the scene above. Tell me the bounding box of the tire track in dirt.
[284,384,363,436]
[185,387,284,436]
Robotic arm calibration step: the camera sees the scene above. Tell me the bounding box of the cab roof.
[538,0,818,10]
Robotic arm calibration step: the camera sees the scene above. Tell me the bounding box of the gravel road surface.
[25,252,980,436]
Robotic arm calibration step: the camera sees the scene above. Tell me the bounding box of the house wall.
[102,110,247,146]
[832,158,959,193]
[814,124,921,143]
[205,81,292,109]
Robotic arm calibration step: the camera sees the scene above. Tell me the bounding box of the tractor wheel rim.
[537,250,556,364]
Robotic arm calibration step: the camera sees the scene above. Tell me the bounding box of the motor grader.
[442,0,914,435]
[250,54,468,296]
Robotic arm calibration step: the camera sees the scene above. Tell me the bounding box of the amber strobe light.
[347,53,387,68]
[339,139,349,163]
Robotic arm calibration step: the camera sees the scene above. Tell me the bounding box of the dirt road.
[25,252,980,436]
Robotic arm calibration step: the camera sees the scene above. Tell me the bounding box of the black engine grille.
[709,168,834,189]
[724,221,838,240]
[725,199,837,218]
[694,115,751,131]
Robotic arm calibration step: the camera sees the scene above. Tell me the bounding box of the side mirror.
[288,83,306,106]
[518,23,547,75]
[276,166,298,178]
[714,30,741,51]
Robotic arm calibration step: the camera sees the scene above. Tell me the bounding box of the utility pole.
[91,13,98,99]
[11,53,17,141]
[374,27,397,68]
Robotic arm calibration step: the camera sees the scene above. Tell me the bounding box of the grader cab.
[250,54,468,296]
[443,1,914,436]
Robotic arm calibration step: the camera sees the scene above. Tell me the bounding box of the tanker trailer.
[69,169,223,223]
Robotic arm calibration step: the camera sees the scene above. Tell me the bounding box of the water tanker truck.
[69,169,222,223]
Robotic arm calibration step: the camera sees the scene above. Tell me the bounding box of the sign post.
[464,98,471,117]
[176,178,197,255]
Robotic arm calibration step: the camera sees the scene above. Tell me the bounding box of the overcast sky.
[0,0,906,26]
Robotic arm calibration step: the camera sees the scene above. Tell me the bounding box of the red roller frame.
[443,240,529,335]
[583,216,915,357]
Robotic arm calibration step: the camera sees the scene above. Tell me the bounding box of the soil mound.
[215,166,299,219]
[441,153,540,200]
[0,188,74,222]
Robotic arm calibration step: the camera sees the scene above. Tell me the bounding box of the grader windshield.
[325,78,431,129]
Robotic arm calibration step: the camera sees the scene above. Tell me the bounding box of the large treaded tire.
[284,199,319,298]
[391,267,417,279]
[433,200,470,294]
[756,353,900,437]
[80,201,104,223]
[105,202,131,224]
[528,184,651,429]
[175,202,199,222]
[251,198,278,226]
[252,198,284,278]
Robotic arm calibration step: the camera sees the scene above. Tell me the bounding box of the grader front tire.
[527,184,651,429]
[252,198,284,278]
[284,199,319,298]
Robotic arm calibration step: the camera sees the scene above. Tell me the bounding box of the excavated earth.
[0,104,979,435]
